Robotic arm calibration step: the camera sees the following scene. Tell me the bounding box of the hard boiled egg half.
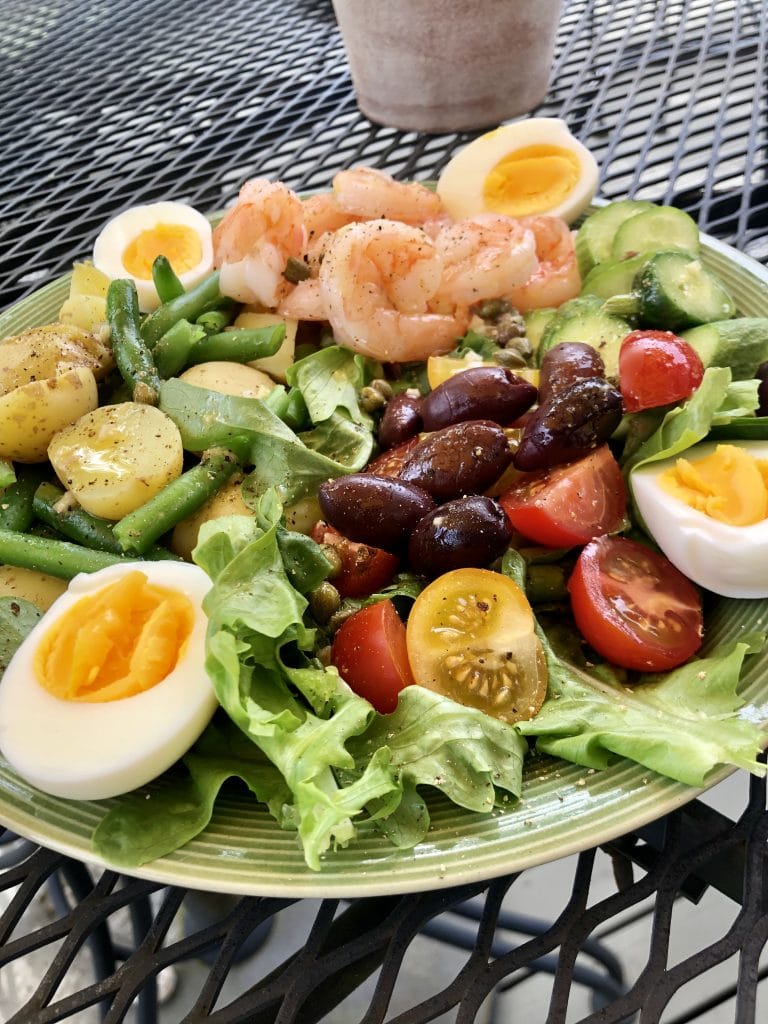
[93,201,214,312]
[631,440,768,599]
[0,561,217,800]
[437,117,598,224]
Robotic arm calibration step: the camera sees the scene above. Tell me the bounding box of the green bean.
[112,447,240,554]
[141,271,221,348]
[0,530,124,579]
[32,482,180,560]
[0,460,15,491]
[0,468,48,532]
[106,279,163,405]
[152,255,185,303]
[153,319,206,379]
[196,308,230,335]
[186,323,285,366]
[33,482,121,551]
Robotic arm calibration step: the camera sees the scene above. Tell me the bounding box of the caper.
[476,298,514,320]
[370,378,394,400]
[320,544,344,580]
[283,256,311,283]
[360,386,388,413]
[327,604,357,632]
[309,582,341,624]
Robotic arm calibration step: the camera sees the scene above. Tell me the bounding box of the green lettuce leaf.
[285,345,380,426]
[622,367,758,473]
[344,686,527,847]
[159,379,373,506]
[92,717,291,867]
[0,597,42,676]
[517,635,768,787]
[192,508,400,869]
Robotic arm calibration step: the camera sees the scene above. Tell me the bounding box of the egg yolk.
[122,224,203,280]
[482,143,582,217]
[659,444,768,526]
[34,570,195,703]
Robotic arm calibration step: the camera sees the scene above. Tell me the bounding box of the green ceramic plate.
[1,230,767,898]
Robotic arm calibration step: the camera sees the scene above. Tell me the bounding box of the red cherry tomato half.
[331,599,415,713]
[366,436,421,478]
[311,522,399,598]
[567,535,703,672]
[498,446,627,548]
[619,330,704,412]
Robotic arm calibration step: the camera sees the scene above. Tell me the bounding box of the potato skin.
[179,361,276,399]
[0,368,99,463]
[48,402,184,519]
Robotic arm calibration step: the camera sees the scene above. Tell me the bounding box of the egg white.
[436,117,599,224]
[93,201,214,312]
[631,439,768,599]
[0,561,218,800]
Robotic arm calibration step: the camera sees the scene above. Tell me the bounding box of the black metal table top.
[1,1,767,1021]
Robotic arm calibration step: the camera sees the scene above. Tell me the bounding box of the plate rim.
[0,215,766,898]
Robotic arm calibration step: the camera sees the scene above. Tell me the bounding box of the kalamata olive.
[318,474,435,551]
[514,378,624,471]
[538,343,606,405]
[408,496,513,577]
[399,420,513,501]
[378,392,423,449]
[421,366,537,430]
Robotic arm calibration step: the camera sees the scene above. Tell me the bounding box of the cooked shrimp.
[430,214,539,311]
[507,215,581,312]
[319,219,468,362]
[278,278,328,321]
[302,193,360,274]
[213,179,306,308]
[333,167,445,226]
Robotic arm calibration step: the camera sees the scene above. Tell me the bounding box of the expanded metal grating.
[0,772,766,1023]
[1,0,767,310]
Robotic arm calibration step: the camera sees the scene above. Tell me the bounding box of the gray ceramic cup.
[332,0,562,133]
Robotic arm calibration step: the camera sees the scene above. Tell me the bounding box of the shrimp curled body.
[507,215,581,312]
[432,214,539,310]
[213,179,306,308]
[319,219,468,362]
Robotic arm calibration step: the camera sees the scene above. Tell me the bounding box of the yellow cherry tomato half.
[426,354,539,391]
[406,568,547,724]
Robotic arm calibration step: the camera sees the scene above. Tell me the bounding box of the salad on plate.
[0,117,767,876]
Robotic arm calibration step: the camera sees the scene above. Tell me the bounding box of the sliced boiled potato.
[48,403,184,520]
[234,311,297,382]
[171,476,253,560]
[69,262,111,298]
[58,263,110,333]
[59,293,108,333]
[0,368,99,462]
[283,494,323,535]
[179,361,277,399]
[0,323,112,395]
[0,566,68,611]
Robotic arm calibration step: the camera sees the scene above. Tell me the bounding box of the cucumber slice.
[611,206,700,261]
[574,200,655,277]
[537,298,631,378]
[635,250,736,330]
[580,252,653,300]
[523,307,557,352]
[682,318,768,380]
